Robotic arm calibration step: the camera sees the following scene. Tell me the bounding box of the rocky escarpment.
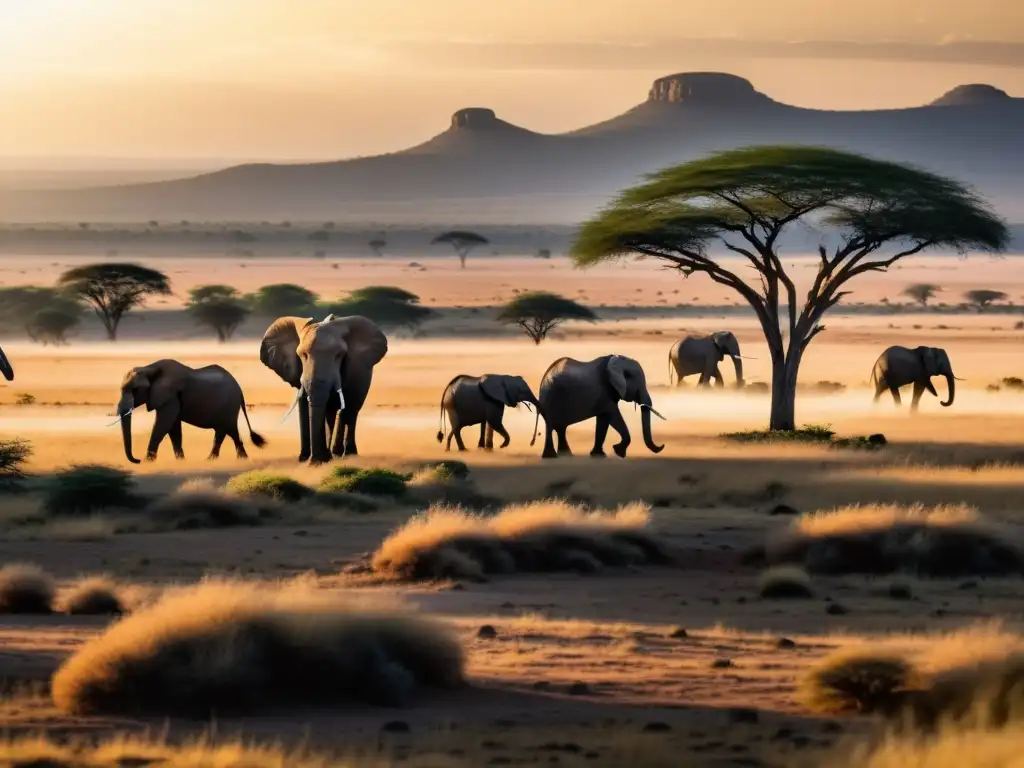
[450,108,502,130]
[646,72,774,106]
[929,84,1012,107]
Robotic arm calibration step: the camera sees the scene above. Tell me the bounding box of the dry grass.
[765,503,1024,577]
[0,562,55,613]
[405,464,500,509]
[370,499,673,582]
[51,580,465,716]
[824,726,1024,768]
[758,566,814,599]
[799,649,921,714]
[59,576,126,616]
[144,478,278,529]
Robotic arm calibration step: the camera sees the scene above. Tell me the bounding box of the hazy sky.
[1,0,1022,164]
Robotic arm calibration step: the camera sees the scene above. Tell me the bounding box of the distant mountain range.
[3,72,1023,224]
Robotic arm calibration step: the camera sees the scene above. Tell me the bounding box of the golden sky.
[1,0,1021,163]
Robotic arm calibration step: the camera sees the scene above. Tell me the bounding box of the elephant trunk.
[731,355,744,387]
[941,372,955,407]
[640,404,664,454]
[307,379,334,462]
[117,392,140,464]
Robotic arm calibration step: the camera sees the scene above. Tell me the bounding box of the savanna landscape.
[3,3,1024,766]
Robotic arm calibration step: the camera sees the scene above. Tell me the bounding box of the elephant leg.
[453,426,468,452]
[889,385,902,407]
[297,393,311,462]
[555,428,572,457]
[477,422,487,449]
[145,403,180,462]
[169,420,185,460]
[607,408,631,458]
[445,429,455,452]
[910,382,924,413]
[208,431,226,460]
[326,399,344,457]
[873,378,885,403]
[331,418,346,457]
[542,425,558,459]
[229,424,248,459]
[488,419,509,449]
[713,367,725,388]
[341,410,360,457]
[590,414,609,457]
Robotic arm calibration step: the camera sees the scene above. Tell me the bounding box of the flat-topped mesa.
[647,72,770,106]
[451,108,501,129]
[930,84,1012,107]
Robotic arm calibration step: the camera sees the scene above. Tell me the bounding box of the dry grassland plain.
[0,252,1021,767]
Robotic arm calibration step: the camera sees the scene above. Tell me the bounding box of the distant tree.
[536,248,552,259]
[964,288,1008,310]
[326,286,433,329]
[308,230,331,242]
[248,284,318,317]
[497,291,597,344]
[902,283,942,307]
[368,238,387,257]
[572,145,1007,430]
[26,307,80,345]
[230,229,257,243]
[187,285,251,341]
[432,230,489,268]
[0,287,83,344]
[58,263,171,341]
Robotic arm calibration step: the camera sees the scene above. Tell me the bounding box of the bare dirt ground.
[0,254,1021,765]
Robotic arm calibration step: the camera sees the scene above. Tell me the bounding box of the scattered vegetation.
[324,286,433,330]
[248,283,318,318]
[0,438,31,489]
[318,466,408,497]
[432,230,489,268]
[43,464,137,516]
[368,237,387,257]
[902,283,942,307]
[497,291,598,344]
[371,500,674,582]
[51,582,466,716]
[758,566,814,599]
[0,563,55,614]
[58,263,172,341]
[186,285,251,341]
[722,425,885,450]
[799,650,919,714]
[224,471,312,503]
[964,289,1009,311]
[406,464,497,510]
[988,376,1024,393]
[61,576,125,616]
[765,503,1024,577]
[145,478,276,529]
[0,286,84,344]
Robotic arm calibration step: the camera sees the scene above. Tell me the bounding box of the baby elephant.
[114,359,266,463]
[437,374,539,452]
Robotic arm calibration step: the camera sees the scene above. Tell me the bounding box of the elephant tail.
[529,403,541,447]
[668,350,674,387]
[240,393,267,448]
[437,386,447,443]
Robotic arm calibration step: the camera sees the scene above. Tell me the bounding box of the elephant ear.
[915,346,937,377]
[327,316,388,371]
[606,355,628,399]
[480,375,515,407]
[711,333,728,359]
[260,317,309,388]
[138,361,184,412]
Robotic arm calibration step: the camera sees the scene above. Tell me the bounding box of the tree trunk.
[768,347,801,431]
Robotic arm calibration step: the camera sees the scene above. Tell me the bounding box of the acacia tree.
[573,146,1007,431]
[26,307,80,345]
[248,284,318,317]
[368,238,387,257]
[326,285,433,330]
[498,291,597,344]
[964,288,1008,310]
[432,230,489,268]
[58,263,171,341]
[902,283,942,307]
[187,285,251,341]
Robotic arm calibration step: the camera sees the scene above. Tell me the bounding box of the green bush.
[426,460,470,481]
[318,467,408,497]
[723,424,885,451]
[225,471,312,503]
[43,464,136,516]
[0,439,31,489]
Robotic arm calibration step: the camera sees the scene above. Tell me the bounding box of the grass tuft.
[799,649,919,714]
[0,438,31,489]
[318,467,408,497]
[225,470,312,503]
[43,464,137,516]
[758,566,814,599]
[61,576,125,616]
[406,465,499,510]
[146,478,275,529]
[0,563,55,614]
[722,424,885,451]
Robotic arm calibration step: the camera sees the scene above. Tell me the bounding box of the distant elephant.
[871,346,957,411]
[0,345,12,382]
[437,374,539,452]
[669,331,744,387]
[260,314,387,463]
[114,359,265,464]
[532,354,666,459]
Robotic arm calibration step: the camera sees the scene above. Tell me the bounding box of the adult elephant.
[437,374,539,452]
[532,354,666,459]
[668,331,743,387]
[260,314,387,463]
[871,345,958,412]
[0,345,13,382]
[114,359,265,463]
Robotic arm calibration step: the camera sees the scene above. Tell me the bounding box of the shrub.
[0,563,55,614]
[406,465,497,510]
[828,726,1023,768]
[371,500,674,582]
[0,439,31,488]
[61,576,125,615]
[146,479,276,529]
[765,503,1024,577]
[758,566,814,599]
[1001,377,1024,390]
[43,464,136,516]
[225,471,312,503]
[51,582,465,716]
[318,467,407,497]
[799,649,918,714]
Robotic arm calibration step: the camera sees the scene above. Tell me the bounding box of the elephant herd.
[95,315,960,465]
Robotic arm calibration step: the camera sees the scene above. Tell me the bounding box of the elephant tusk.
[337,388,346,410]
[954,376,966,381]
[107,405,137,427]
[642,405,668,421]
[280,390,302,423]
[737,355,757,361]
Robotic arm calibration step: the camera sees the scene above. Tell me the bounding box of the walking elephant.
[260,314,387,463]
[871,345,958,412]
[668,331,744,387]
[532,354,666,459]
[113,359,265,464]
[437,374,539,452]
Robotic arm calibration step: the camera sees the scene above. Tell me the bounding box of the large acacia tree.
[573,146,1007,430]
[58,263,171,341]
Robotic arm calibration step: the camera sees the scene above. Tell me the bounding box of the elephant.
[0,345,13,382]
[114,359,265,464]
[532,354,666,459]
[260,314,387,463]
[436,374,539,452]
[668,331,743,388]
[871,345,958,411]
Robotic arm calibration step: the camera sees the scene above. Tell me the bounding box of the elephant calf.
[871,345,957,412]
[114,359,266,463]
[437,374,539,452]
[533,354,665,459]
[669,331,744,388]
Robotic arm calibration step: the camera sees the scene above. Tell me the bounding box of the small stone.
[292,529,308,537]
[958,580,978,590]
[772,728,794,741]
[477,624,498,639]
[821,721,843,733]
[532,680,551,690]
[775,637,797,649]
[500,601,515,609]
[711,658,734,669]
[641,721,672,733]
[728,708,759,724]
[381,721,410,733]
[826,603,849,615]
[768,504,799,516]
[932,608,948,617]
[449,582,466,591]
[567,681,591,695]
[868,433,887,446]
[669,627,689,639]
